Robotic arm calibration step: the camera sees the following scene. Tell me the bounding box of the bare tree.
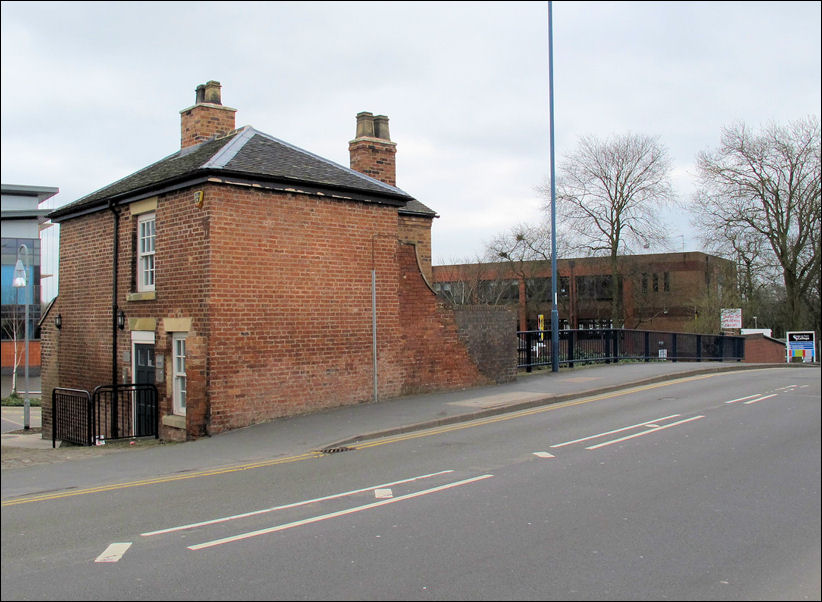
[1,309,25,396]
[693,117,821,333]
[541,133,675,325]
[485,222,554,328]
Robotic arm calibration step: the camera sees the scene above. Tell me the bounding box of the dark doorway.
[133,343,156,436]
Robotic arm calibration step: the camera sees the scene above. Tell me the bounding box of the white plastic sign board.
[786,331,816,363]
[720,308,742,329]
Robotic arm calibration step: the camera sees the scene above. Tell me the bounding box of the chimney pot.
[203,80,222,105]
[355,112,375,138]
[373,115,390,141]
[181,80,236,149]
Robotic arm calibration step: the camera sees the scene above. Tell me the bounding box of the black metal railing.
[53,388,93,447]
[517,328,744,371]
[92,384,159,443]
[52,383,158,446]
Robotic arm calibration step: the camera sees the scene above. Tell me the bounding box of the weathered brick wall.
[38,311,57,440]
[44,187,214,440]
[204,185,401,433]
[348,138,397,186]
[395,243,496,394]
[47,182,517,440]
[180,104,236,149]
[136,186,213,439]
[40,211,115,439]
[50,212,117,393]
[398,214,433,284]
[452,305,518,383]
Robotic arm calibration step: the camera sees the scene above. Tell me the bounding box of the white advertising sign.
[720,308,742,329]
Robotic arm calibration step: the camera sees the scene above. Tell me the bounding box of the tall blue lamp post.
[548,1,559,372]
[12,244,31,430]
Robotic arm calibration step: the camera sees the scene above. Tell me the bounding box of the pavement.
[1,361,817,502]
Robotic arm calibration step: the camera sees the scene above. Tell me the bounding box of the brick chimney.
[349,111,397,186]
[180,80,237,149]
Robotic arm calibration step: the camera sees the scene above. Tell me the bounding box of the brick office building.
[433,252,737,333]
[41,81,515,441]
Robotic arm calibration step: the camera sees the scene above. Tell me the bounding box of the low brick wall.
[743,333,786,363]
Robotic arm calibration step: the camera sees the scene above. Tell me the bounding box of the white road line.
[95,542,132,563]
[533,452,555,458]
[374,488,393,499]
[744,394,778,405]
[142,470,454,537]
[585,415,705,450]
[188,474,494,551]
[550,415,681,448]
[725,394,763,404]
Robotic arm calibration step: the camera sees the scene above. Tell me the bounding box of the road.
[1,367,819,600]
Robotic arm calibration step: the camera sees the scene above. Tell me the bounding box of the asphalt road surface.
[1,367,819,600]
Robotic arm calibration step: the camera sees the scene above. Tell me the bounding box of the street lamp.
[548,0,559,372]
[12,244,31,430]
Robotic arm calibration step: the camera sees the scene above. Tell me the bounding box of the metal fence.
[52,388,94,447]
[518,328,745,371]
[52,383,158,447]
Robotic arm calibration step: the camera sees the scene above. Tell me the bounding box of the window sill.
[127,291,156,302]
[162,414,186,430]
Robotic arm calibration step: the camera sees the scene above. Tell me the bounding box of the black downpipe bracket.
[109,201,121,439]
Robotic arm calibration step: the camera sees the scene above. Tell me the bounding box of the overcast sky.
[2,1,820,278]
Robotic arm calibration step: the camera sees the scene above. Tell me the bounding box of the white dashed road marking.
[95,542,132,563]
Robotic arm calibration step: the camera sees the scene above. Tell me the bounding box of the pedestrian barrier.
[517,328,744,372]
[52,384,158,447]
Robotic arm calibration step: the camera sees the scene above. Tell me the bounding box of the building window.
[576,275,614,301]
[652,273,659,292]
[137,213,156,292]
[172,333,187,415]
[663,272,670,292]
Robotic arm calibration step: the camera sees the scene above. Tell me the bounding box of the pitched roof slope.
[50,126,436,220]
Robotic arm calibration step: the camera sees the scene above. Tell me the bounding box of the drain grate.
[320,446,354,454]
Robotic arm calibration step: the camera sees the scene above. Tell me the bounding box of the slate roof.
[49,126,437,221]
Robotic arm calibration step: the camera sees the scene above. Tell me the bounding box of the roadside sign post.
[786,331,816,363]
[720,308,742,333]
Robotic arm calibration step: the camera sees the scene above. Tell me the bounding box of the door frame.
[131,330,155,436]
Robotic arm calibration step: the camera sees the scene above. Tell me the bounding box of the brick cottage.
[41,81,516,441]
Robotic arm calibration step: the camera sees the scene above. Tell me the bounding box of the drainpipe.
[109,200,121,439]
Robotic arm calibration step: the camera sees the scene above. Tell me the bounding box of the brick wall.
[398,214,434,284]
[743,334,786,363]
[39,311,57,439]
[45,182,516,440]
[40,211,114,440]
[203,185,400,432]
[348,138,397,187]
[395,243,480,393]
[180,104,237,149]
[452,305,518,383]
